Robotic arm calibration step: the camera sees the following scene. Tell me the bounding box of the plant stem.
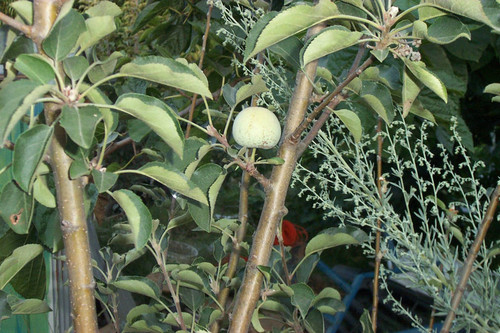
[48,119,99,333]
[211,170,251,333]
[228,23,325,333]
[37,1,99,332]
[440,183,500,333]
[0,11,32,36]
[185,2,213,138]
[371,117,384,332]
[152,241,187,331]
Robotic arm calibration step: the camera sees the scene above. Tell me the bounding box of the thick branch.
[440,184,500,333]
[228,23,325,333]
[0,11,32,36]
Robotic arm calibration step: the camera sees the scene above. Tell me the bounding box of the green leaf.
[112,276,160,299]
[115,93,184,158]
[79,82,118,133]
[0,181,34,234]
[244,0,339,61]
[179,287,204,311]
[164,137,212,178]
[188,164,226,232]
[78,16,117,51]
[333,109,362,142]
[11,299,51,314]
[60,105,102,149]
[33,205,63,252]
[87,52,123,83]
[370,49,389,62]
[360,309,374,333]
[176,270,205,290]
[402,69,421,117]
[10,1,33,24]
[42,9,86,61]
[14,54,55,84]
[120,56,211,97]
[164,312,193,327]
[10,253,45,299]
[13,124,53,193]
[0,80,52,146]
[235,75,269,107]
[422,0,500,33]
[91,169,118,193]
[121,162,208,205]
[403,58,447,103]
[63,56,89,81]
[0,244,42,290]
[484,83,500,102]
[127,119,151,142]
[33,175,56,208]
[301,26,363,66]
[111,190,152,249]
[304,308,324,333]
[305,226,368,257]
[85,1,122,17]
[269,36,303,70]
[413,17,470,44]
[291,283,315,319]
[360,80,394,123]
[251,308,266,333]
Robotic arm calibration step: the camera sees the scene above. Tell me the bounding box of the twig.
[371,117,384,332]
[295,56,374,157]
[3,140,14,150]
[290,43,368,144]
[211,170,251,333]
[0,11,32,36]
[185,3,213,138]
[206,125,271,190]
[152,241,187,331]
[440,184,500,333]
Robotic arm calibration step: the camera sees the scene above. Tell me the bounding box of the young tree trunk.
[34,1,98,332]
[229,24,324,332]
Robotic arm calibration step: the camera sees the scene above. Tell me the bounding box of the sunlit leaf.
[403,58,447,103]
[305,226,368,257]
[121,162,207,205]
[333,109,362,142]
[112,276,160,299]
[78,16,117,51]
[413,17,470,44]
[14,54,55,84]
[235,75,269,106]
[402,69,421,117]
[111,190,152,249]
[11,299,51,314]
[0,80,52,146]
[42,9,86,61]
[120,56,211,97]
[115,93,184,158]
[301,26,363,66]
[91,169,118,193]
[244,0,340,61]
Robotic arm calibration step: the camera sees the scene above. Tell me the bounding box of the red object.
[274,220,308,247]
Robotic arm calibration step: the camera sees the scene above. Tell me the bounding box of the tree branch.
[440,183,500,333]
[0,11,32,36]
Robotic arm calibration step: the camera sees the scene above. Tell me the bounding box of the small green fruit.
[232,107,281,149]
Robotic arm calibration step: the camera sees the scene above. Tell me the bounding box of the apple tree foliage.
[0,0,499,332]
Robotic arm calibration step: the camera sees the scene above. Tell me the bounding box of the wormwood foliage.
[293,112,500,332]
